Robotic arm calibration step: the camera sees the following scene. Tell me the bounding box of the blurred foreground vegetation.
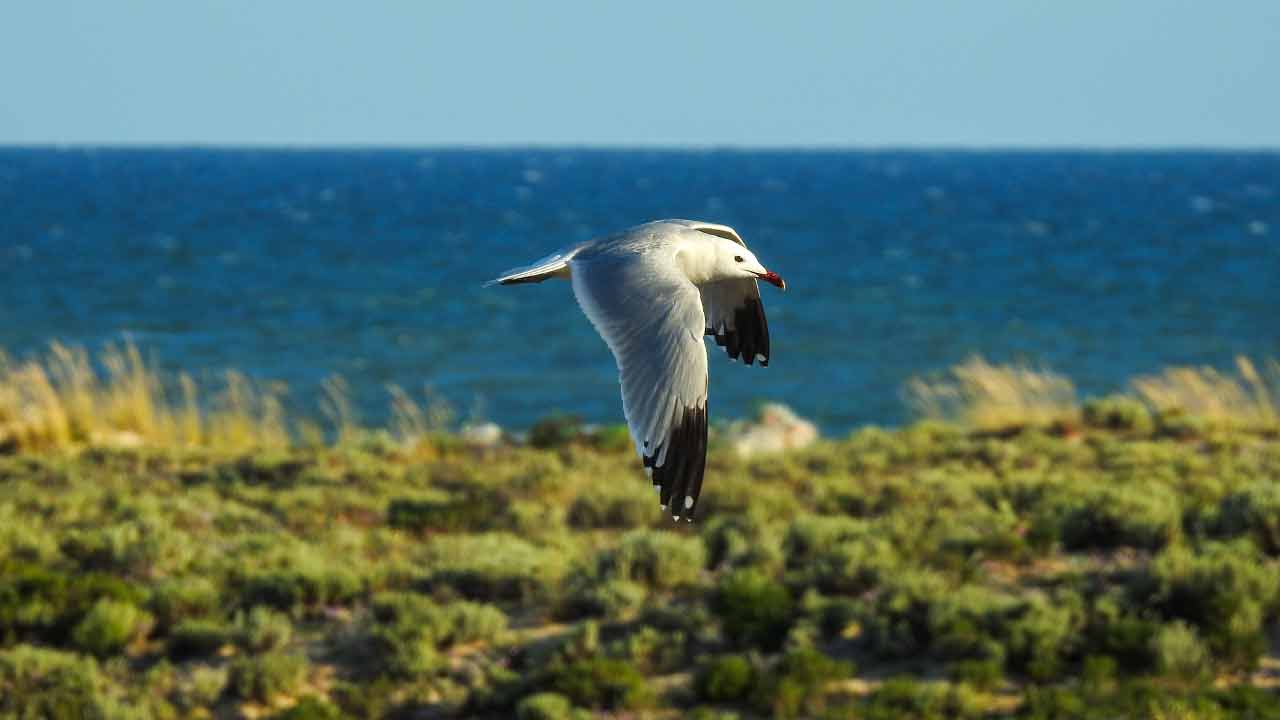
[3,345,1280,718]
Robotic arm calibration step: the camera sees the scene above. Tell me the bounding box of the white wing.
[570,249,709,521]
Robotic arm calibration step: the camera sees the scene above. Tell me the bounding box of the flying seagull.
[488,219,785,521]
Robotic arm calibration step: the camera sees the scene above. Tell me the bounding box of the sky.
[2,2,1278,147]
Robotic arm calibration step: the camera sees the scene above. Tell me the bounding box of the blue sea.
[0,148,1276,433]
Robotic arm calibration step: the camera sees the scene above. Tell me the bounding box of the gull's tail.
[485,245,583,287]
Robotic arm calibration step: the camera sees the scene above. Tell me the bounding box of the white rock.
[728,403,819,457]
[460,422,504,447]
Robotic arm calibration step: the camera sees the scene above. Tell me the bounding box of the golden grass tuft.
[1131,356,1279,428]
[0,341,294,453]
[906,356,1079,431]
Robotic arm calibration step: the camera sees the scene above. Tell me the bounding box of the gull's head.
[716,241,786,291]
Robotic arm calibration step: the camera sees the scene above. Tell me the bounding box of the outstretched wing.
[700,279,770,366]
[570,250,709,521]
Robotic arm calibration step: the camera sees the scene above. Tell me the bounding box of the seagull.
[488,219,785,521]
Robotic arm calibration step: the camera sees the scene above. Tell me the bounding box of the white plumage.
[488,219,785,521]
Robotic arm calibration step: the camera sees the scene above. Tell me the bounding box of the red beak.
[757,271,786,291]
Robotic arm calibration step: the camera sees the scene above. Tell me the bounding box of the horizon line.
[1,141,1279,154]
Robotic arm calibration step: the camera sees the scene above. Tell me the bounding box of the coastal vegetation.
[2,343,1280,718]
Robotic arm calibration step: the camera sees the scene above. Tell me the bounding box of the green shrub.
[862,676,947,720]
[0,563,144,644]
[1083,592,1159,673]
[176,664,228,710]
[1152,621,1211,684]
[236,606,294,653]
[0,644,119,719]
[1005,595,1079,680]
[560,578,647,620]
[1083,396,1153,434]
[711,569,793,651]
[783,515,898,593]
[528,414,584,449]
[596,530,705,589]
[370,592,507,648]
[862,569,950,658]
[752,647,852,720]
[168,618,232,659]
[1146,542,1279,670]
[238,566,362,612]
[949,657,1004,691]
[387,492,508,533]
[1215,481,1280,554]
[567,485,652,529]
[610,625,687,674]
[695,654,755,702]
[550,657,654,711]
[702,512,783,572]
[365,621,441,678]
[516,692,577,720]
[444,601,508,645]
[1060,483,1181,551]
[228,651,308,702]
[150,576,221,629]
[70,598,151,657]
[420,533,566,601]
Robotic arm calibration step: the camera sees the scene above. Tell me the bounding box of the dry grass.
[0,341,294,453]
[1132,356,1280,428]
[906,356,1080,431]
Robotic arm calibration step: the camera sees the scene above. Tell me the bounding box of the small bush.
[387,492,508,533]
[560,578,647,620]
[550,657,654,711]
[0,644,117,719]
[1084,593,1159,673]
[236,606,294,653]
[176,664,228,710]
[365,621,441,678]
[711,569,793,652]
[238,566,362,612]
[752,647,852,720]
[567,486,652,529]
[370,592,507,648]
[702,512,784,572]
[420,534,566,601]
[695,654,755,702]
[596,530,705,590]
[228,651,308,702]
[528,414,584,449]
[783,515,898,593]
[70,598,151,657]
[1060,483,1180,551]
[1083,395,1154,433]
[1147,542,1280,670]
[1005,595,1079,680]
[1153,621,1211,684]
[949,657,1004,691]
[150,576,221,629]
[168,618,232,659]
[516,692,576,720]
[1215,481,1280,555]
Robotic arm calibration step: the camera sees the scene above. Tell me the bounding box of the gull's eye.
[733,255,744,263]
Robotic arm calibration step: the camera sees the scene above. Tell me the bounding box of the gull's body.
[488,219,785,521]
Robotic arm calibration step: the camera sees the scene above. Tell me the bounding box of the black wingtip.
[711,297,770,367]
[644,404,708,522]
